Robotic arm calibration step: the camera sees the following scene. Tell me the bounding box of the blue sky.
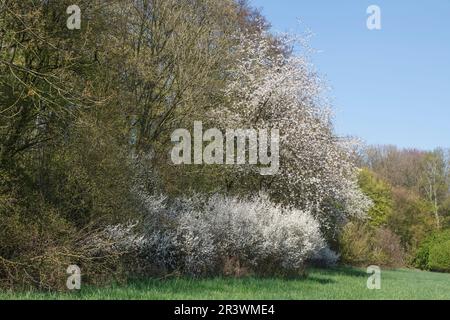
[250,0,450,150]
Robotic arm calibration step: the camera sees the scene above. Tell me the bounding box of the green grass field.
[1,267,449,300]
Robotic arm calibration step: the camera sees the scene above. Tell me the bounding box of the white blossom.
[140,193,327,275]
[214,32,372,228]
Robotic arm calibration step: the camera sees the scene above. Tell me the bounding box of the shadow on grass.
[123,267,367,290]
[305,276,336,285]
[75,266,369,297]
[311,266,368,278]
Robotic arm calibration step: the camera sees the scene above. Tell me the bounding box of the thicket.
[3,0,448,291]
[414,229,450,272]
[342,147,450,270]
[0,0,371,290]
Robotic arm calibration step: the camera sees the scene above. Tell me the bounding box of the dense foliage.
[0,0,371,290]
[1,0,448,291]
[414,229,450,272]
[343,146,450,270]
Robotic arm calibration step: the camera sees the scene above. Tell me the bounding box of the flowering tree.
[214,32,372,233]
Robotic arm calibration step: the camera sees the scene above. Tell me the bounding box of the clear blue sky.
[250,0,450,150]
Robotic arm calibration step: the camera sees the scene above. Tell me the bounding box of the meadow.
[1,267,449,300]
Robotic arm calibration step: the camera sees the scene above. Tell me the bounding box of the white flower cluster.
[140,193,330,276]
[216,32,373,227]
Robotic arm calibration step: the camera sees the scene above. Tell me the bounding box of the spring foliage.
[414,229,450,272]
[1,0,372,289]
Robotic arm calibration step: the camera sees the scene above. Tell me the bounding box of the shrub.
[340,222,405,267]
[428,240,450,272]
[371,227,405,267]
[339,222,373,266]
[0,208,142,291]
[414,229,450,272]
[140,193,327,276]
